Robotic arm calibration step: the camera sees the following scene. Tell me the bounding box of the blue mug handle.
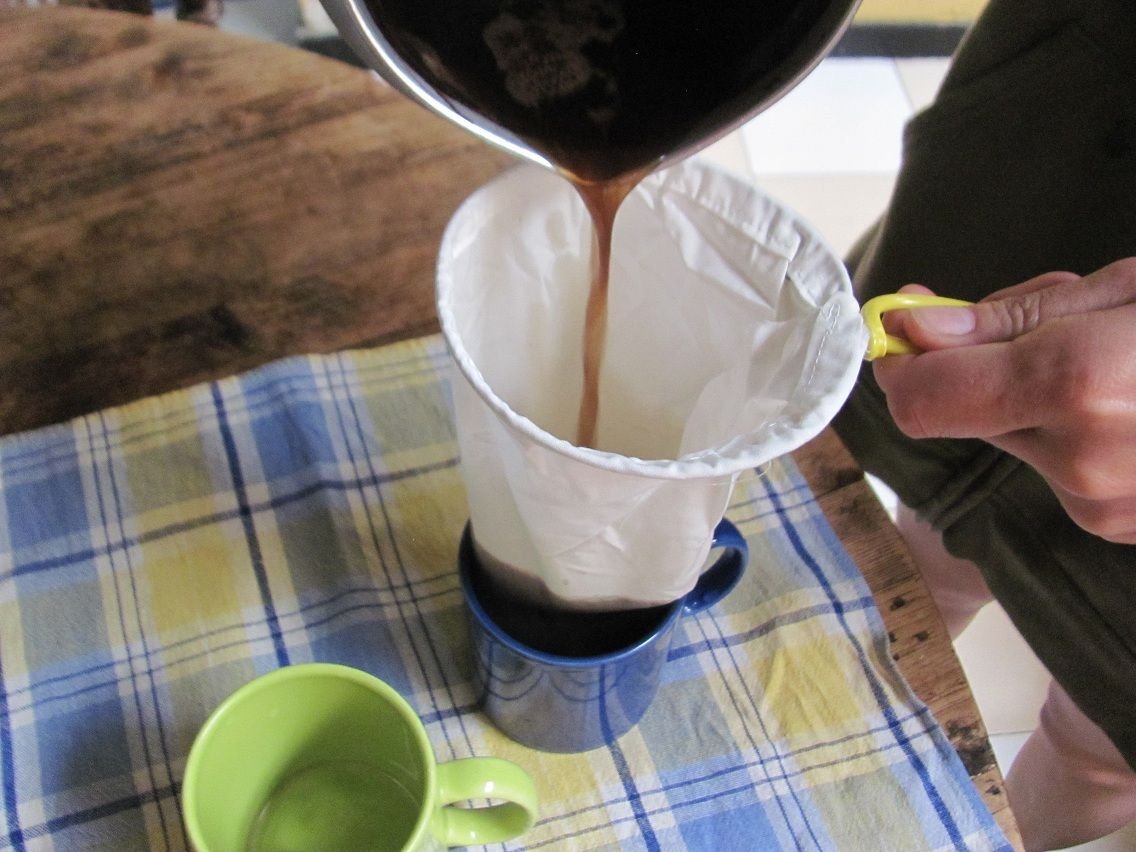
[683,519,748,614]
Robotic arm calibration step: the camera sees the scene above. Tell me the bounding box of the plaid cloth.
[0,335,1009,851]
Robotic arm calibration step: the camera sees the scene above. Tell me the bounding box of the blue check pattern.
[0,336,1010,851]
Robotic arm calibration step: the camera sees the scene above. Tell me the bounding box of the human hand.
[873,258,1136,544]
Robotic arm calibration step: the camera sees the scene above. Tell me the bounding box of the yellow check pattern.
[0,336,1008,850]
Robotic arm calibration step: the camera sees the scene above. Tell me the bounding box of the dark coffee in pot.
[362,0,841,183]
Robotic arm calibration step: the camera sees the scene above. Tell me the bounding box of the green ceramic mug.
[182,664,538,851]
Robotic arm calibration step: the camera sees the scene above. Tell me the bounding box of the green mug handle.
[433,757,538,847]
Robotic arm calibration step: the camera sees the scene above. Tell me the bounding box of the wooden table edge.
[794,428,1023,849]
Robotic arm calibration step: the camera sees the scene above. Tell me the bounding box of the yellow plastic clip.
[860,293,974,361]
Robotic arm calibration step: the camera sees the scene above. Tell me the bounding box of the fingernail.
[912,306,976,335]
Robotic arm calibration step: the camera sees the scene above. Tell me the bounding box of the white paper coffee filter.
[437,160,866,610]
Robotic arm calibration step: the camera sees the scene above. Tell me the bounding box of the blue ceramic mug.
[459,520,748,753]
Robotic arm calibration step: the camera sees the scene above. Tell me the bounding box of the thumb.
[902,271,1087,349]
[902,261,1136,350]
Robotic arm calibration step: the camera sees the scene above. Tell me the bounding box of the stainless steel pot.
[319,0,862,179]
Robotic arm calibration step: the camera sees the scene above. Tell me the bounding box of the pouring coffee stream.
[573,173,644,447]
[319,0,862,447]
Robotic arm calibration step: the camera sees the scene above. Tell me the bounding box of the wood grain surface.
[1,7,1019,847]
[0,5,511,434]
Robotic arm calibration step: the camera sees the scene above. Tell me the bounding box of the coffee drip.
[360,0,849,447]
[573,173,642,447]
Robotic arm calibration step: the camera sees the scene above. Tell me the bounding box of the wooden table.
[0,7,1020,847]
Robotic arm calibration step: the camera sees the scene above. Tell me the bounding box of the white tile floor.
[694,56,1136,852]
